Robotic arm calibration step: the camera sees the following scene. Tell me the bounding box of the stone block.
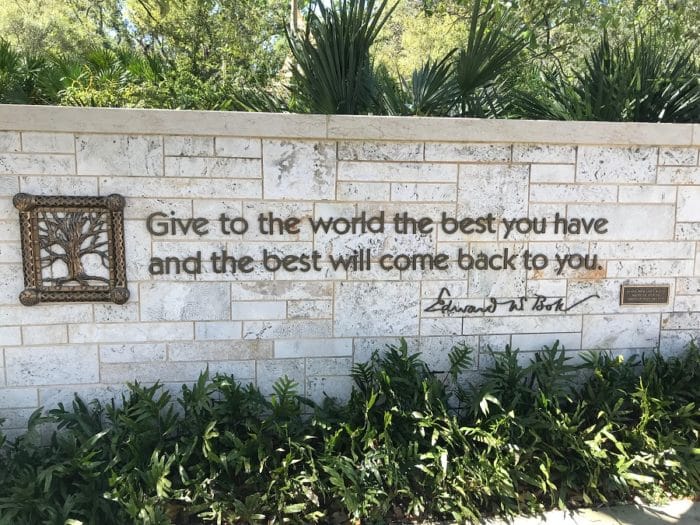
[0,220,20,241]
[478,334,511,353]
[0,132,21,152]
[306,357,353,376]
[661,312,700,330]
[511,333,581,352]
[6,345,99,386]
[21,132,74,153]
[243,320,333,339]
[231,301,286,320]
[658,147,698,166]
[0,387,38,408]
[390,183,456,201]
[164,157,260,178]
[164,136,214,156]
[307,375,354,404]
[256,359,305,396]
[334,281,420,337]
[582,314,660,349]
[337,182,391,201]
[21,325,67,345]
[215,137,261,158]
[169,340,272,361]
[0,199,16,221]
[420,317,463,336]
[590,241,694,260]
[530,164,575,183]
[0,263,23,304]
[274,338,353,358]
[526,279,567,297]
[0,326,21,346]
[263,140,336,200]
[287,300,332,319]
[1,408,38,428]
[657,167,700,184]
[69,322,193,343]
[618,185,676,203]
[0,153,74,175]
[141,282,230,321]
[659,330,700,357]
[20,176,97,195]
[99,343,167,363]
[338,141,423,161]
[424,143,511,162]
[463,315,582,335]
[76,134,162,176]
[194,321,243,340]
[40,385,130,410]
[94,303,140,323]
[338,161,457,182]
[0,304,93,326]
[0,175,19,196]
[675,223,700,240]
[512,144,575,163]
[577,146,656,183]
[232,281,332,301]
[676,278,700,295]
[607,259,694,278]
[530,184,617,203]
[124,197,193,220]
[419,336,478,371]
[677,187,700,221]
[458,164,529,218]
[101,176,261,199]
[674,295,700,311]
[566,204,675,240]
[101,361,254,384]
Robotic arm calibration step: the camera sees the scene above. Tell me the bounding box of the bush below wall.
[0,340,698,524]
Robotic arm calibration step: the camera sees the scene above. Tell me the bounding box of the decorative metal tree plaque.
[13,193,129,306]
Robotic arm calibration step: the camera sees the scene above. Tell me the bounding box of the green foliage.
[286,0,397,114]
[524,32,700,122]
[0,340,698,523]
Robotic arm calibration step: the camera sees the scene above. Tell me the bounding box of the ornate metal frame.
[13,193,129,306]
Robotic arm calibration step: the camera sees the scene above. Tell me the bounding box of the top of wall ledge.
[0,104,697,146]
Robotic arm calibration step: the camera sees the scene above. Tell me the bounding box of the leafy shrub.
[0,340,698,524]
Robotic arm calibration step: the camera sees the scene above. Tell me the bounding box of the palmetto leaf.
[454,0,527,116]
[286,0,397,114]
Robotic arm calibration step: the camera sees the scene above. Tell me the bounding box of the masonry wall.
[0,106,699,437]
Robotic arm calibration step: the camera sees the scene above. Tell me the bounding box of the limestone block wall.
[0,105,699,436]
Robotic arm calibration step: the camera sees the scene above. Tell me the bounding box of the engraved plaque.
[620,285,670,305]
[14,193,129,306]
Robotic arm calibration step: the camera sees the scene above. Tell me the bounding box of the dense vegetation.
[1,340,698,524]
[0,0,698,121]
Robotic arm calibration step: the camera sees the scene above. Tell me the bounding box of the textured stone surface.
[77,134,162,176]
[6,345,99,386]
[577,146,656,183]
[335,282,420,337]
[141,282,230,321]
[458,164,529,217]
[582,314,660,349]
[21,132,74,153]
[263,140,336,200]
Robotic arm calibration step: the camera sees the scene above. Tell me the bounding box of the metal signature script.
[424,287,600,315]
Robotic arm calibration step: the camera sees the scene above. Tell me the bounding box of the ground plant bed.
[1,340,698,524]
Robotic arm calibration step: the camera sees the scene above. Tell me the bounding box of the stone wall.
[0,105,699,437]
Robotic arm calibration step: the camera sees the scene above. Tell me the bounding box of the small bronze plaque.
[620,285,670,305]
[14,193,129,306]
